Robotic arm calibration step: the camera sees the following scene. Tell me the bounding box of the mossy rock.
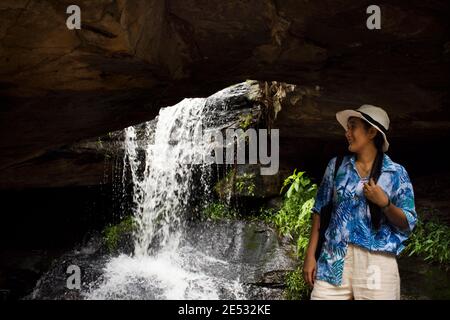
[214,165,287,200]
[102,216,136,254]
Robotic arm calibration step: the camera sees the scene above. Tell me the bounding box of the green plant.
[285,267,312,300]
[274,170,317,257]
[403,215,450,267]
[215,169,256,198]
[214,169,235,199]
[238,113,254,130]
[266,170,450,299]
[201,202,238,221]
[263,169,318,299]
[103,216,135,252]
[235,173,256,196]
[259,207,277,220]
[280,170,313,198]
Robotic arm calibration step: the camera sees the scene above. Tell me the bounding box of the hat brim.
[336,109,389,152]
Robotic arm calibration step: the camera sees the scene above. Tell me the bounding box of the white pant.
[311,244,400,300]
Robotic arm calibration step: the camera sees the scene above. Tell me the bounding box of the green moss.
[201,202,238,221]
[238,113,254,130]
[235,173,256,196]
[214,169,256,198]
[103,216,136,253]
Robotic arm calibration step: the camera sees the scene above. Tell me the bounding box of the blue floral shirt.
[312,154,417,286]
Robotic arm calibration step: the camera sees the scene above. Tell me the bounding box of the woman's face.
[345,117,376,153]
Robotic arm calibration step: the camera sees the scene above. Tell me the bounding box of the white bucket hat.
[336,104,390,152]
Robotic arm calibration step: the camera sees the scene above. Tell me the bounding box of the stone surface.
[0,0,449,189]
[26,220,298,300]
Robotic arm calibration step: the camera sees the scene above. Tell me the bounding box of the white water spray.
[124,98,210,256]
[85,96,246,299]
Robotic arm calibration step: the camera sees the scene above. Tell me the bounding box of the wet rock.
[184,220,297,299]
[28,219,297,300]
[215,164,291,201]
[24,233,109,300]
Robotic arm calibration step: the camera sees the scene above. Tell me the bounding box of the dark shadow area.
[0,184,117,300]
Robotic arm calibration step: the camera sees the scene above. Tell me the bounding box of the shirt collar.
[343,153,397,173]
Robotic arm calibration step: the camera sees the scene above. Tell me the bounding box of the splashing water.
[84,94,248,299]
[124,98,209,256]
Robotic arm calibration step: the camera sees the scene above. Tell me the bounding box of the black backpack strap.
[329,155,343,205]
[333,155,343,183]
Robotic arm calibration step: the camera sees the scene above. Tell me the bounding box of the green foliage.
[285,267,311,300]
[238,113,254,130]
[259,206,277,219]
[263,169,317,299]
[235,173,256,196]
[103,216,135,253]
[215,169,256,198]
[403,215,450,267]
[273,170,317,257]
[262,169,450,299]
[201,202,238,221]
[280,169,314,198]
[210,167,450,299]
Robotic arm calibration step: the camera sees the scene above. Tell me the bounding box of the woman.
[303,104,417,300]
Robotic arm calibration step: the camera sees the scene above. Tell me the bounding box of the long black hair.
[361,120,385,230]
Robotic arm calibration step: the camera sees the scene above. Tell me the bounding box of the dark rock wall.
[1,0,449,190]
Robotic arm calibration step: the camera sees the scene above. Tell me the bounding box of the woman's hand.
[363,178,389,207]
[303,254,317,288]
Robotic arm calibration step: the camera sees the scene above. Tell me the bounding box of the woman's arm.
[306,213,321,258]
[364,178,409,230]
[304,157,337,286]
[381,202,409,230]
[303,213,320,287]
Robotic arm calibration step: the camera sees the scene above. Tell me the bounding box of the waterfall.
[25,82,300,301]
[84,83,258,300]
[123,98,210,256]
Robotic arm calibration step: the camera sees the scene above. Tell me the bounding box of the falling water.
[84,86,254,299]
[124,98,209,256]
